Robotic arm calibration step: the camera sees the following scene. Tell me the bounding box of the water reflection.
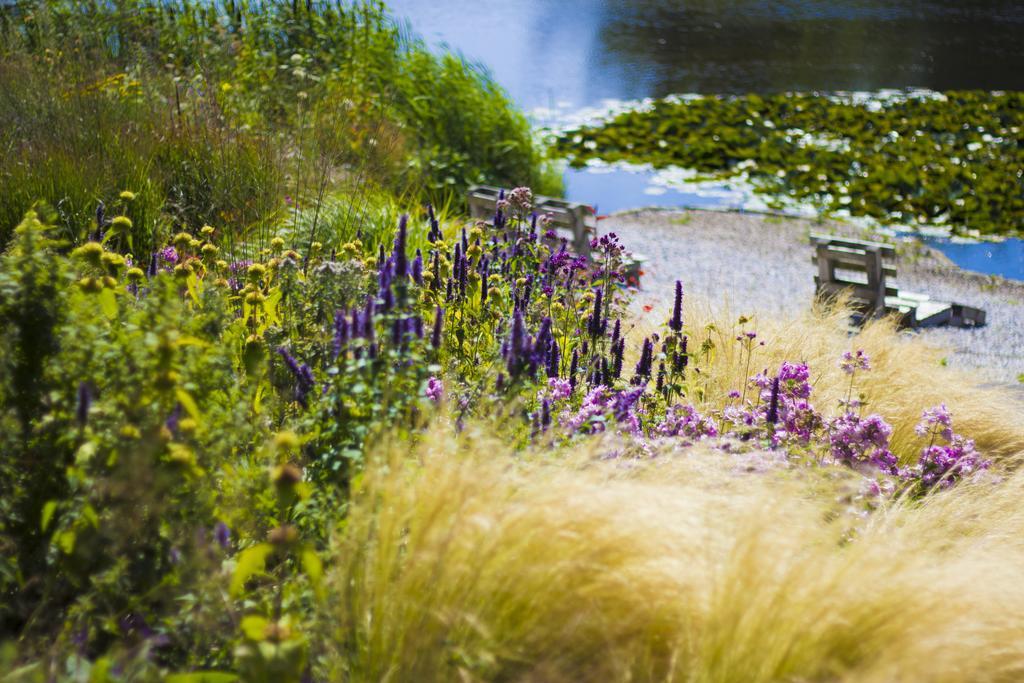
[389,0,1024,109]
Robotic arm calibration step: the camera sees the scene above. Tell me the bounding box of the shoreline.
[605,208,1024,384]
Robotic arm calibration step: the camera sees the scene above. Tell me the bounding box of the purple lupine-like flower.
[656,361,666,392]
[612,338,625,379]
[670,280,684,333]
[76,381,92,427]
[425,376,443,403]
[840,349,871,375]
[394,214,409,278]
[333,311,348,359]
[431,306,444,350]
[633,337,654,382]
[391,317,403,347]
[165,402,182,437]
[586,288,604,339]
[766,377,781,424]
[363,299,375,339]
[214,521,231,550]
[277,347,315,407]
[412,249,423,285]
[546,338,560,378]
[540,398,551,430]
[147,252,159,277]
[569,349,579,391]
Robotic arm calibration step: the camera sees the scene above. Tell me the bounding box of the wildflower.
[213,522,231,550]
[76,382,92,427]
[160,246,179,265]
[658,404,718,439]
[431,306,444,350]
[669,280,684,332]
[916,403,953,439]
[393,214,409,279]
[840,349,871,375]
[829,412,897,474]
[633,337,654,382]
[766,377,781,424]
[119,190,136,201]
[425,376,443,403]
[277,347,315,407]
[507,186,533,213]
[333,311,348,359]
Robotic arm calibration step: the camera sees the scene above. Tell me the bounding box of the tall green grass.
[0,0,560,252]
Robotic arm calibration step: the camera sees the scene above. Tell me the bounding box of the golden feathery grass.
[626,294,1024,465]
[327,426,1024,682]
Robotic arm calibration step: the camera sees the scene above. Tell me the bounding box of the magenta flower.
[425,376,443,403]
[840,349,871,375]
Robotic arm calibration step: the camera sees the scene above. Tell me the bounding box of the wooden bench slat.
[811,255,898,278]
[809,232,896,258]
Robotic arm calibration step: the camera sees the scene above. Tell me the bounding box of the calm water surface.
[390,0,1024,279]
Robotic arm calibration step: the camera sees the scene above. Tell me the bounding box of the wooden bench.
[468,185,646,286]
[810,233,986,328]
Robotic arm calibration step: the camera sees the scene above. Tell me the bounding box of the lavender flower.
[277,347,315,407]
[840,349,871,375]
[425,376,443,403]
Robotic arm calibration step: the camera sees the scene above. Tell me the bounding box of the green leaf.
[166,672,239,683]
[175,388,202,422]
[230,543,273,597]
[98,288,118,319]
[240,614,270,641]
[300,545,324,598]
[40,500,57,532]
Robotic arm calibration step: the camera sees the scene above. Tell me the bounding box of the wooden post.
[863,245,885,316]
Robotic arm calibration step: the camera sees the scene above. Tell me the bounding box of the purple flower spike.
[670,280,684,333]
[76,381,92,427]
[766,376,781,424]
[412,249,423,285]
[431,306,444,350]
[214,521,231,550]
[394,214,409,278]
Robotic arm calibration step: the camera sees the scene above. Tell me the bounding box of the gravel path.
[608,208,1024,384]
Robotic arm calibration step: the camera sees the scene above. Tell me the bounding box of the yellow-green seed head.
[172,232,192,250]
[119,190,136,201]
[109,215,133,233]
[247,263,267,282]
[72,242,105,268]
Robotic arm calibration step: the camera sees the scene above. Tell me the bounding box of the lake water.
[390,0,1024,279]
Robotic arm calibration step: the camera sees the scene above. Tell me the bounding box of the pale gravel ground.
[607,208,1024,385]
